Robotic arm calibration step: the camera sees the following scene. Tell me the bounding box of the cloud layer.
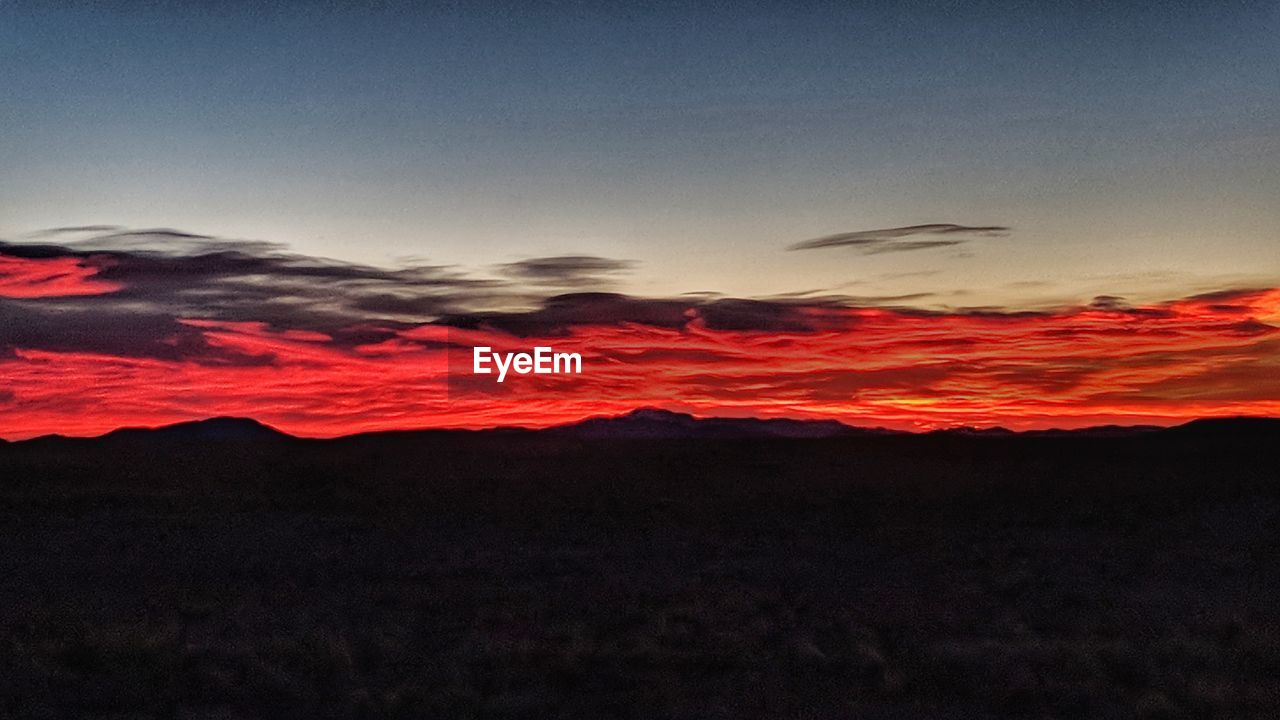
[789,223,1010,254]
[1,229,1277,438]
[496,255,635,288]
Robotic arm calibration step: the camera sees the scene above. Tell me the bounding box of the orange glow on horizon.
[2,289,1277,439]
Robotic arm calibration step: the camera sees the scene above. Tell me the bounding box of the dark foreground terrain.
[1,414,1278,719]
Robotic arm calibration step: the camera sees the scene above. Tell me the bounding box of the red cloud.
[0,255,121,298]
[1,288,1277,439]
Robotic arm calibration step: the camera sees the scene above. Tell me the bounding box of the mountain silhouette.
[549,408,887,439]
[99,416,291,443]
[5,411,1280,445]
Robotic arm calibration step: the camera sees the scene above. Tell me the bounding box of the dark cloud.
[3,227,1275,377]
[1228,320,1276,336]
[0,229,528,360]
[96,228,216,241]
[1087,339,1280,404]
[5,234,645,327]
[31,225,123,236]
[788,223,1010,254]
[1186,288,1271,303]
[0,230,509,333]
[698,298,851,332]
[443,293,692,336]
[443,293,872,337]
[0,231,668,359]
[4,230,878,356]
[496,255,635,287]
[765,290,935,305]
[1089,295,1132,311]
[0,300,276,366]
[841,293,936,304]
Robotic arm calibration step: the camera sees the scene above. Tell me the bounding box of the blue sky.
[2,1,1277,307]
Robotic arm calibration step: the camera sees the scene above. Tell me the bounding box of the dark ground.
[0,418,1277,719]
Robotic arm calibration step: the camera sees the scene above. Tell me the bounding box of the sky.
[1,2,1278,437]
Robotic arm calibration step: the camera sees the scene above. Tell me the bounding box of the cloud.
[1088,295,1132,311]
[442,293,878,337]
[29,225,124,237]
[496,255,635,288]
[2,227,1279,438]
[1,230,513,329]
[2,285,1277,438]
[0,300,276,366]
[0,230,660,359]
[1087,338,1280,404]
[0,229,524,361]
[444,293,695,336]
[788,223,1010,254]
[0,254,123,298]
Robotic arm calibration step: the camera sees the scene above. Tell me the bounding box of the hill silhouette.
[101,416,291,443]
[8,409,1279,446]
[548,407,887,439]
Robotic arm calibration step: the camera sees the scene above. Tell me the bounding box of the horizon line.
[6,409,1280,444]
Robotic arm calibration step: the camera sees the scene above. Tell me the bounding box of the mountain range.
[6,408,1279,445]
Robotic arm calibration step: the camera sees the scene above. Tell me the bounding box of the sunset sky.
[1,2,1278,438]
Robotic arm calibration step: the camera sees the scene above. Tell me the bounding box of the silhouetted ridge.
[101,417,292,442]
[1163,416,1280,439]
[6,413,1280,445]
[929,426,1017,437]
[552,407,890,439]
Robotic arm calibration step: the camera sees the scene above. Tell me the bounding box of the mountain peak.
[556,407,874,439]
[102,416,291,442]
[618,408,697,423]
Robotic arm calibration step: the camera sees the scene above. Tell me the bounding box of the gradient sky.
[3,2,1278,304]
[1,2,1278,436]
